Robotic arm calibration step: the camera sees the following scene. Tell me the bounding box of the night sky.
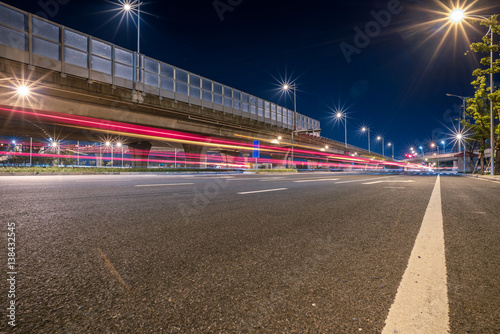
[3,0,500,158]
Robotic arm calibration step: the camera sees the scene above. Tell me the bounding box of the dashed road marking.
[259,177,287,182]
[237,188,288,195]
[334,176,392,184]
[135,183,194,187]
[294,178,339,183]
[363,180,415,185]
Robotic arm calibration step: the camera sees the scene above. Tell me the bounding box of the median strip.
[237,188,288,195]
[382,176,449,333]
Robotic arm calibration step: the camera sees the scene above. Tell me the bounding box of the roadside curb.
[463,174,500,183]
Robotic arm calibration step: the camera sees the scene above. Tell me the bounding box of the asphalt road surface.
[0,173,498,333]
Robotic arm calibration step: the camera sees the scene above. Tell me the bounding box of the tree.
[465,77,492,173]
[467,15,500,174]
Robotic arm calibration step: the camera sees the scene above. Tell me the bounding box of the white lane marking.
[192,176,235,179]
[382,176,449,334]
[76,180,126,183]
[135,183,194,187]
[237,188,288,195]
[334,176,392,184]
[294,178,339,183]
[363,180,415,185]
[259,177,287,181]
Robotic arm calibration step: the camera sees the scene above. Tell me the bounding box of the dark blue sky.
[4,0,500,158]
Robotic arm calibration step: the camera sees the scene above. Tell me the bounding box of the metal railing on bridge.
[0,2,321,134]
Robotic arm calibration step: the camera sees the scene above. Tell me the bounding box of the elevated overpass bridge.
[402,150,491,173]
[0,2,386,168]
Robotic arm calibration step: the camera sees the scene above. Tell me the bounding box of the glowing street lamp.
[336,112,347,149]
[51,141,60,167]
[105,141,113,167]
[450,9,465,23]
[122,1,142,54]
[388,142,394,159]
[16,85,30,97]
[122,1,143,87]
[116,142,124,168]
[449,10,497,175]
[456,134,466,173]
[431,143,441,172]
[361,127,370,153]
[419,146,425,163]
[446,93,470,155]
[377,136,384,157]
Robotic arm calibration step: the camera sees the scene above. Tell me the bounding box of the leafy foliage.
[466,15,500,174]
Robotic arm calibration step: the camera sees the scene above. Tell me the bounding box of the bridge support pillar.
[270,153,286,169]
[220,150,240,168]
[182,144,207,168]
[128,141,152,168]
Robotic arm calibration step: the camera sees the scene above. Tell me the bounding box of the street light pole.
[137,2,141,54]
[124,2,143,86]
[377,136,384,157]
[117,143,124,168]
[446,94,467,153]
[344,116,347,149]
[29,137,32,167]
[282,84,297,168]
[450,11,497,175]
[368,130,370,153]
[336,112,347,149]
[362,127,371,153]
[388,143,394,159]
